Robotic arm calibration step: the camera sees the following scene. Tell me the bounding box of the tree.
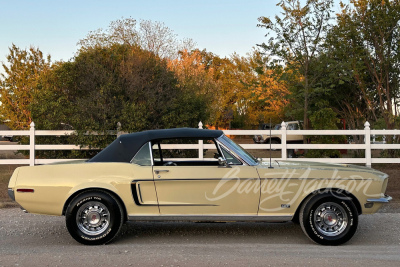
[167,49,217,97]
[258,0,334,129]
[334,0,400,130]
[167,49,217,119]
[306,107,345,158]
[229,50,289,126]
[33,44,209,149]
[78,17,195,59]
[193,49,289,129]
[0,44,51,129]
[313,21,374,131]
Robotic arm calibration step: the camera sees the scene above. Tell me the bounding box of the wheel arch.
[293,188,362,222]
[62,188,128,222]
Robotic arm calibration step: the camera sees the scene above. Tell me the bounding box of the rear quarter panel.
[10,163,156,216]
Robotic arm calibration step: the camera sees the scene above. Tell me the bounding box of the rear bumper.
[367,194,392,203]
[8,188,15,201]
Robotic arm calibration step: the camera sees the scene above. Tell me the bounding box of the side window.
[150,138,220,166]
[160,138,199,159]
[152,142,162,163]
[220,146,242,165]
[202,139,220,160]
[131,142,151,166]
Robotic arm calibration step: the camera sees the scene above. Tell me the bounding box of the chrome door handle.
[154,169,169,174]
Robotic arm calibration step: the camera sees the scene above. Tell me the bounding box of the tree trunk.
[303,72,309,131]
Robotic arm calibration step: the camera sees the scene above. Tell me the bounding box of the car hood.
[258,160,388,179]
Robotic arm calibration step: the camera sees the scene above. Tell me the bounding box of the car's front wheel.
[299,192,358,245]
[65,190,124,245]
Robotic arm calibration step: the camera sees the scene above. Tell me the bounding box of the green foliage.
[327,0,400,129]
[258,0,334,129]
[197,49,289,129]
[32,44,209,152]
[372,118,387,130]
[310,107,340,130]
[305,108,345,158]
[0,44,51,129]
[230,111,247,129]
[263,0,400,133]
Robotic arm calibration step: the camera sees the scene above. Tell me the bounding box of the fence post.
[29,122,35,166]
[281,121,287,160]
[365,121,371,167]
[117,122,122,138]
[198,121,203,159]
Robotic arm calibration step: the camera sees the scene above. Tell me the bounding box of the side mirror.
[218,157,231,168]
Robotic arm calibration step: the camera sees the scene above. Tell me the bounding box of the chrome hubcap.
[76,201,110,236]
[314,202,348,236]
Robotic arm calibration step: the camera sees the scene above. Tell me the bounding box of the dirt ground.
[1,209,399,266]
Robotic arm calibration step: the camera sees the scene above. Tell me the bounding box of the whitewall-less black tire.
[299,192,358,245]
[65,190,124,245]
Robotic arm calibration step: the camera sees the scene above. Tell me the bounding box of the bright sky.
[0,0,346,66]
[0,0,273,64]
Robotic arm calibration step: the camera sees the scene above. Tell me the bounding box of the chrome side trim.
[128,215,292,222]
[149,178,259,181]
[367,194,392,203]
[158,204,218,207]
[149,142,154,166]
[131,180,221,207]
[8,188,15,201]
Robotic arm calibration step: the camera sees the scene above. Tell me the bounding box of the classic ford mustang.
[8,128,391,245]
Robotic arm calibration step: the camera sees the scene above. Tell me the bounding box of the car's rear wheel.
[299,192,358,245]
[65,190,123,245]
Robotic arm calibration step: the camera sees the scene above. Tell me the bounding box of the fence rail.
[1,121,400,167]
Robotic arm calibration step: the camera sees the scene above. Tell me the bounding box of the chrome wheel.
[76,201,110,236]
[314,202,348,236]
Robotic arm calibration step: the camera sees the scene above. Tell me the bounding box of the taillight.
[16,189,34,193]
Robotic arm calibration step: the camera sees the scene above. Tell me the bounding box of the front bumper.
[367,194,392,203]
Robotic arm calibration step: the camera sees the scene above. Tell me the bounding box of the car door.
[151,139,260,215]
[129,142,160,215]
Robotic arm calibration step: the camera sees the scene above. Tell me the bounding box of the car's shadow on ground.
[116,221,310,245]
[2,209,391,247]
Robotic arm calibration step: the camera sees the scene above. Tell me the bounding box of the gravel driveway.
[1,208,399,266]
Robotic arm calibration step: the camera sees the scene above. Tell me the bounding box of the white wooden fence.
[0,121,399,167]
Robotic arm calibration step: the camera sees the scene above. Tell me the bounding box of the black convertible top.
[89,128,224,163]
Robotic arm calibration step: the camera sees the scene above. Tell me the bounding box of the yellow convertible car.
[8,128,391,245]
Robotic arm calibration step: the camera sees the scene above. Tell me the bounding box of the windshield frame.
[216,134,259,166]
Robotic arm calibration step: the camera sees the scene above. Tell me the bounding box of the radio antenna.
[268,118,273,169]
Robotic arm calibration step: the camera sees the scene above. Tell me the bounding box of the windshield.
[218,135,258,166]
